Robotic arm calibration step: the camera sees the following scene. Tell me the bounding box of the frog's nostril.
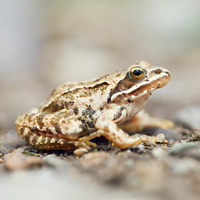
[155,69,162,74]
[165,71,170,76]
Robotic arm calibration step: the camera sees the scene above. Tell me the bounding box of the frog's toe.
[84,141,97,148]
[74,148,88,157]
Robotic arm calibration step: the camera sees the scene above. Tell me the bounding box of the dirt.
[1,1,200,200]
[0,125,200,200]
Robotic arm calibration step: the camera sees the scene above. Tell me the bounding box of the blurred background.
[1,0,200,133]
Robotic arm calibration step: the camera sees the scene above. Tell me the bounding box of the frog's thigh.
[16,111,91,150]
[120,110,174,132]
[16,111,84,140]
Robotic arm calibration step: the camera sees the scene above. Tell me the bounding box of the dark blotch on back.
[87,105,96,115]
[80,105,96,129]
[82,105,96,117]
[42,100,74,113]
[73,107,79,115]
[64,101,74,109]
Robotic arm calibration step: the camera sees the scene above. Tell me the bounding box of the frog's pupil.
[133,69,142,76]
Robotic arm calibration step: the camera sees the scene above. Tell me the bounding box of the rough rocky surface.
[0,125,200,200]
[1,1,200,200]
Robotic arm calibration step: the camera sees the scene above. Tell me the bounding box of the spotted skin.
[15,61,173,151]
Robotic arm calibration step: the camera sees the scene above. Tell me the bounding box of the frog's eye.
[128,66,146,82]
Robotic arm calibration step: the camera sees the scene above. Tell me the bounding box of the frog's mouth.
[130,71,170,96]
[108,69,171,102]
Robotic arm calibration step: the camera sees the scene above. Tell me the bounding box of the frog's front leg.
[120,110,174,132]
[92,107,167,149]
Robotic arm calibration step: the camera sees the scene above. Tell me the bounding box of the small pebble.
[169,142,197,155]
[3,153,43,170]
[43,155,68,168]
[81,152,108,167]
[154,128,181,141]
[156,133,166,142]
[152,147,167,159]
[191,129,200,141]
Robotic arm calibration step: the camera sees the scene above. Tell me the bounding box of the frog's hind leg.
[16,126,95,150]
[79,129,167,149]
[15,109,96,150]
[16,109,84,140]
[120,110,174,132]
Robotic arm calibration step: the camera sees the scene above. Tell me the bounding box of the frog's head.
[107,61,171,103]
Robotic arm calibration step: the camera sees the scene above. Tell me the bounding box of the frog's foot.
[74,147,89,157]
[120,110,174,132]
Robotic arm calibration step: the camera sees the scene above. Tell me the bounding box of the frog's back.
[40,70,126,114]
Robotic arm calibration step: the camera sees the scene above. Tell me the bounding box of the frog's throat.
[109,71,170,102]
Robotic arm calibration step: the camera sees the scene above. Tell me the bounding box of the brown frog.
[15,61,173,154]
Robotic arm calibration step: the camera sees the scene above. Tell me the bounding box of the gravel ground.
[1,1,200,200]
[0,125,200,200]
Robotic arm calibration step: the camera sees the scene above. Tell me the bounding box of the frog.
[15,61,173,154]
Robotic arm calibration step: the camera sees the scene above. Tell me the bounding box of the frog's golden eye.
[128,66,146,82]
